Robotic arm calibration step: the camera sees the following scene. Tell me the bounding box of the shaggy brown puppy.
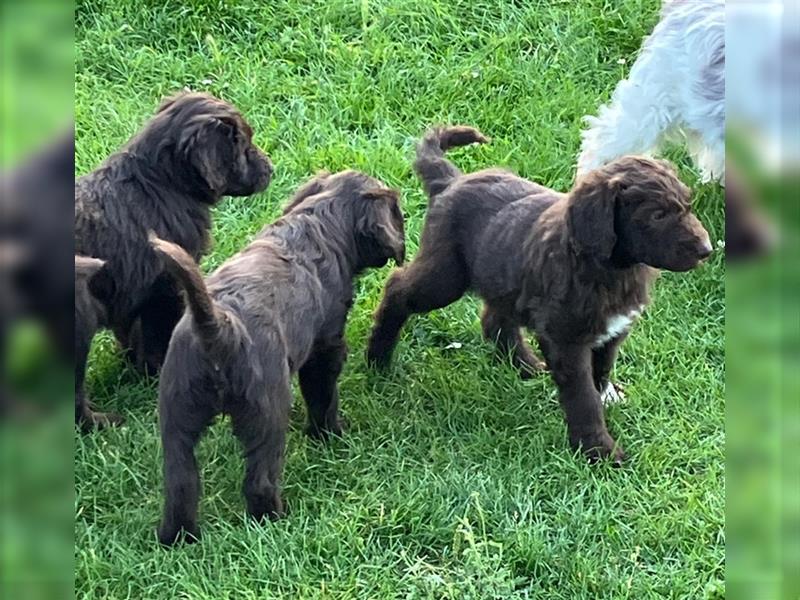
[367,126,712,463]
[74,92,272,430]
[151,170,405,546]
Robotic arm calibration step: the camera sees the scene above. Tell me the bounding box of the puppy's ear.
[179,115,237,195]
[358,188,406,265]
[567,171,621,259]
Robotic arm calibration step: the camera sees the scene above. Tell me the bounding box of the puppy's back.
[429,168,553,272]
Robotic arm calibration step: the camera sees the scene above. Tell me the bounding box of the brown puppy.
[368,126,712,463]
[75,92,272,430]
[152,170,405,546]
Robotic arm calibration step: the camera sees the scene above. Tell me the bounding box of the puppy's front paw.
[573,431,625,466]
[306,417,346,441]
[157,522,201,547]
[600,381,625,406]
[366,336,395,370]
[248,492,284,523]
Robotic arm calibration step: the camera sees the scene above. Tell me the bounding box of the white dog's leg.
[688,132,725,183]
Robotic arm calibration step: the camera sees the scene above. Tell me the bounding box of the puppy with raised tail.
[368,126,711,464]
[152,170,405,546]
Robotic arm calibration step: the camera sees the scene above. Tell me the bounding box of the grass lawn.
[75,0,725,597]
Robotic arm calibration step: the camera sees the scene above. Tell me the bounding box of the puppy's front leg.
[539,338,624,464]
[299,339,347,440]
[592,333,628,405]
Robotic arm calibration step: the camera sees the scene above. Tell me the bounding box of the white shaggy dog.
[577,0,724,182]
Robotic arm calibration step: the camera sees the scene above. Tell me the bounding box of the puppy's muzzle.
[394,244,406,266]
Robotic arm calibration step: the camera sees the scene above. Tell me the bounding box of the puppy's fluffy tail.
[149,234,225,349]
[414,126,489,201]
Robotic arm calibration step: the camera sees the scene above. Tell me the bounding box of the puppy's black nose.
[697,238,713,259]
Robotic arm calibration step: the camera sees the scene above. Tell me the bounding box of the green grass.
[75,1,725,597]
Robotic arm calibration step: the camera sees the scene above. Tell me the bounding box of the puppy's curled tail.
[149,233,225,349]
[414,126,489,201]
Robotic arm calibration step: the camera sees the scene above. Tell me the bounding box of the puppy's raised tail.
[414,126,489,201]
[149,233,226,349]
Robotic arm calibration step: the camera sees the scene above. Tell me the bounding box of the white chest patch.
[593,305,644,348]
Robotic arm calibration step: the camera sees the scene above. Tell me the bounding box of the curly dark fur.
[74,92,272,430]
[152,170,405,546]
[368,126,712,463]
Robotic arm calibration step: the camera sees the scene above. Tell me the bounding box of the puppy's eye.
[652,209,668,221]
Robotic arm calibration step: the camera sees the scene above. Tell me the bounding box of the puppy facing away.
[577,0,724,182]
[151,170,405,546]
[74,92,272,430]
[368,126,712,463]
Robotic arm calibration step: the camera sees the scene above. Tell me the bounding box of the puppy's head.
[567,157,712,271]
[354,187,406,269]
[153,92,273,200]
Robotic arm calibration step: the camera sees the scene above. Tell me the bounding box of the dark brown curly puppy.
[367,126,712,463]
[74,92,272,430]
[151,170,405,546]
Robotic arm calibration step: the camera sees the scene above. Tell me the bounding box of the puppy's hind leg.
[230,362,291,523]
[481,303,546,379]
[299,338,347,440]
[158,383,216,546]
[367,250,467,368]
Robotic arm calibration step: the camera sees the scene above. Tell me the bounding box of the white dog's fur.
[577,0,724,182]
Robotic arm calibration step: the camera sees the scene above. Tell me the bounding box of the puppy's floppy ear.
[178,115,237,195]
[358,188,406,265]
[567,171,621,259]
